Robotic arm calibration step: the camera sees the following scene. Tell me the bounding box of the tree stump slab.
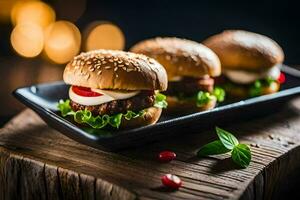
[1,97,300,199]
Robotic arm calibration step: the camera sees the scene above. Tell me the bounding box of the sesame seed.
[119,64,124,67]
[114,62,117,66]
[85,74,90,80]
[109,59,114,62]
[114,67,118,71]
[102,61,107,64]
[114,58,118,61]
[97,70,102,75]
[117,60,123,64]
[115,74,119,78]
[125,62,130,66]
[104,66,111,69]
[127,68,134,72]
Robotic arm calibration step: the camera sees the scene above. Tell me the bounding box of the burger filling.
[58,86,167,129]
[164,76,225,107]
[221,65,285,97]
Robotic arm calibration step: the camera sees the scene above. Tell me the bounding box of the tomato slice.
[72,86,102,97]
[277,72,286,84]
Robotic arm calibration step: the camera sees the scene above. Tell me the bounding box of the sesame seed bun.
[203,30,284,71]
[63,50,168,91]
[166,96,217,114]
[130,37,221,79]
[120,107,162,128]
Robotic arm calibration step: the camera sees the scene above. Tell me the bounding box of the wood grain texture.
[1,97,300,199]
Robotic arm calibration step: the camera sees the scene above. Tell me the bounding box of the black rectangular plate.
[13,65,300,151]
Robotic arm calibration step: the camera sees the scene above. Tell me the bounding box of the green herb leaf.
[213,87,226,102]
[196,91,214,107]
[216,127,239,150]
[231,144,251,168]
[197,140,231,156]
[154,92,168,108]
[57,99,145,129]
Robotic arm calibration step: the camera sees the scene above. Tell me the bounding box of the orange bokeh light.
[10,23,44,57]
[85,22,125,51]
[44,21,81,64]
[11,0,55,28]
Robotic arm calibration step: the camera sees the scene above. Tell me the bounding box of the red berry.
[278,72,286,84]
[161,174,182,189]
[158,151,176,162]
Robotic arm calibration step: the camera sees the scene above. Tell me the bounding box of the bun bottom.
[226,81,280,98]
[166,96,217,114]
[120,107,162,129]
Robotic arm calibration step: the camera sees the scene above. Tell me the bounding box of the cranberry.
[278,72,286,84]
[161,174,182,189]
[158,151,176,162]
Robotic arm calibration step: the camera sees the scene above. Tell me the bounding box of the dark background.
[1,0,300,62]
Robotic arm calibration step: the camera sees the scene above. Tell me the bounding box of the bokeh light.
[11,0,55,28]
[10,23,44,57]
[84,21,125,51]
[44,21,81,64]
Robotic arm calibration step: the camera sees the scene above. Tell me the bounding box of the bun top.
[130,37,221,79]
[63,50,168,91]
[203,30,284,71]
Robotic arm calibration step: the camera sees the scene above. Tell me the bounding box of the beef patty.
[165,76,214,97]
[70,90,155,116]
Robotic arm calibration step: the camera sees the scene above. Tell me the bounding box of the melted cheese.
[69,88,140,106]
[224,66,281,84]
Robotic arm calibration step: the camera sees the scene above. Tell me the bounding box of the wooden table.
[1,97,300,200]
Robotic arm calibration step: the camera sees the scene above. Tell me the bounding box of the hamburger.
[203,30,285,98]
[58,50,168,129]
[130,37,224,113]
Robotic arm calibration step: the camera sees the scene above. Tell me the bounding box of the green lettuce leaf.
[249,77,276,97]
[213,87,226,102]
[57,93,167,129]
[196,91,215,107]
[154,92,168,108]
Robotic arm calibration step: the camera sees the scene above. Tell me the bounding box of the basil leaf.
[213,87,226,102]
[154,92,168,108]
[231,144,251,168]
[216,127,239,150]
[197,140,231,156]
[57,99,145,129]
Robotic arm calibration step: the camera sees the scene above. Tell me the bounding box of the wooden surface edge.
[0,147,137,200]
